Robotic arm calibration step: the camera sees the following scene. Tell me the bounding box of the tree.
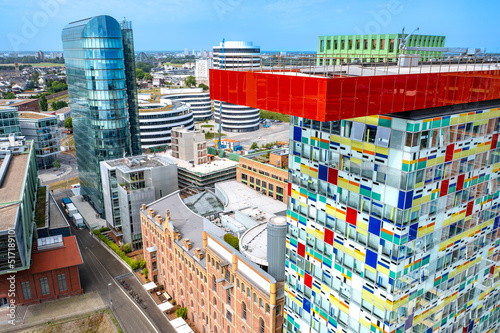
[224,233,239,251]
[53,159,61,168]
[64,117,72,129]
[136,61,153,73]
[250,142,258,149]
[184,75,196,88]
[4,92,16,99]
[176,307,187,319]
[143,267,148,279]
[39,95,48,111]
[136,68,145,80]
[52,100,68,111]
[143,73,153,81]
[198,83,209,91]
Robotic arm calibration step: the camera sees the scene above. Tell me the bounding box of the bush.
[120,243,132,253]
[143,268,148,279]
[138,258,146,269]
[93,229,140,270]
[99,227,110,232]
[176,307,187,319]
[224,233,239,251]
[158,284,164,290]
[250,142,258,149]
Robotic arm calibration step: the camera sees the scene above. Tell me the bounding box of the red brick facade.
[141,211,284,333]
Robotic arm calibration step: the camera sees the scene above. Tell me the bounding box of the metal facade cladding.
[209,69,500,121]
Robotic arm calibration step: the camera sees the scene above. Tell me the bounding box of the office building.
[165,152,238,190]
[139,100,194,149]
[213,41,260,132]
[100,155,178,250]
[209,52,500,332]
[19,111,60,169]
[161,88,212,122]
[0,106,21,137]
[195,58,212,85]
[141,180,286,333]
[237,149,288,203]
[171,126,207,165]
[36,50,45,60]
[62,15,141,216]
[0,138,83,307]
[317,33,446,63]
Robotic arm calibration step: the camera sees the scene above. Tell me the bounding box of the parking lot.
[195,119,290,150]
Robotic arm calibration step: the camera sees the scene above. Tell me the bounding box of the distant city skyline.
[1,0,499,53]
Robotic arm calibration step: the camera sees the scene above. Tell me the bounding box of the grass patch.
[260,109,290,122]
[138,87,161,94]
[93,229,146,271]
[49,176,79,191]
[200,124,213,128]
[35,186,47,228]
[163,62,183,68]
[205,132,226,140]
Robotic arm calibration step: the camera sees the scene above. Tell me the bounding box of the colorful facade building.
[209,55,500,332]
[237,149,289,203]
[140,185,286,333]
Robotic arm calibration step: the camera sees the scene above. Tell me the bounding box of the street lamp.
[108,282,112,307]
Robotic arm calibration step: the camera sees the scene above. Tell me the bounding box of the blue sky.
[1,0,499,52]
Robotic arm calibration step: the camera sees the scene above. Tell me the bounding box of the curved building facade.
[160,88,212,121]
[139,101,194,149]
[62,15,141,216]
[213,41,260,132]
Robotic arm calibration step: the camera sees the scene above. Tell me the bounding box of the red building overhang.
[209,68,500,122]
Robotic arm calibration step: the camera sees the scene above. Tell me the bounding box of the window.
[39,277,50,296]
[260,318,265,333]
[21,281,32,300]
[57,274,67,292]
[227,289,231,305]
[213,275,217,292]
[259,298,264,308]
[242,302,247,320]
[226,310,232,323]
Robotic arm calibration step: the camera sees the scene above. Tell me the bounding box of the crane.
[399,26,420,52]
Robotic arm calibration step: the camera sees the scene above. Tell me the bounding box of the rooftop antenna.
[399,26,419,53]
[218,38,225,150]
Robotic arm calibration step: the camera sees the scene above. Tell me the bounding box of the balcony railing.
[214,53,500,78]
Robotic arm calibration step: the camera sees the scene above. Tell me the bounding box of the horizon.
[1,0,499,53]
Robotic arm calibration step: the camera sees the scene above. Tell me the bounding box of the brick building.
[237,149,288,203]
[0,99,40,113]
[141,188,285,333]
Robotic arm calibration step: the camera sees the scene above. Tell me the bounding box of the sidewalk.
[0,291,106,332]
[70,195,106,229]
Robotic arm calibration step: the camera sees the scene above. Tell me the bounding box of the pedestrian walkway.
[0,291,106,332]
[70,195,106,229]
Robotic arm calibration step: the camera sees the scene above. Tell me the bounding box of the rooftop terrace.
[210,54,500,122]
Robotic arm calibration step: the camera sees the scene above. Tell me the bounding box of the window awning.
[143,282,157,291]
[158,302,173,312]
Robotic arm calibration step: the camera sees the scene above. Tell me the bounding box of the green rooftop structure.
[317,33,446,63]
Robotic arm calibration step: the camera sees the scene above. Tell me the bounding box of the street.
[53,190,176,333]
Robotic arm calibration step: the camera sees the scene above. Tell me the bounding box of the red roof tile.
[29,236,83,274]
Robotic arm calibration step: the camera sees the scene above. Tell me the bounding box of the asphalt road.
[53,190,176,333]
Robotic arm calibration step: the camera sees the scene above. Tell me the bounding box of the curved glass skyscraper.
[62,15,141,216]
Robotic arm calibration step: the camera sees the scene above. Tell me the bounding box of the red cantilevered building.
[210,54,500,333]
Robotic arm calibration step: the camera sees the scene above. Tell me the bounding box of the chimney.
[165,209,170,221]
[182,238,192,250]
[155,215,164,224]
[141,204,147,210]
[148,208,155,217]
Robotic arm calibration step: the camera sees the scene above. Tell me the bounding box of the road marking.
[72,229,160,333]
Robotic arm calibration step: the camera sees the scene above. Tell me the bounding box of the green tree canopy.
[250,142,259,149]
[4,92,16,99]
[198,83,209,91]
[136,61,153,73]
[143,73,153,81]
[184,75,196,88]
[52,100,68,111]
[136,68,145,80]
[64,117,72,129]
[39,95,48,111]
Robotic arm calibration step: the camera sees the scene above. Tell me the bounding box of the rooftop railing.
[216,53,500,78]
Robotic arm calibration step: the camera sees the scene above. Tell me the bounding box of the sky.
[0,0,499,52]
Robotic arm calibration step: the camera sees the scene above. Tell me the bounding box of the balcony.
[209,54,500,122]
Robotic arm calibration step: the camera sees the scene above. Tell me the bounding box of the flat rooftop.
[19,111,54,120]
[55,106,71,114]
[29,235,83,274]
[0,99,38,107]
[162,152,238,175]
[217,180,287,215]
[0,153,29,230]
[103,155,175,172]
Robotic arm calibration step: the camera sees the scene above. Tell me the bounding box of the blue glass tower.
[62,15,141,216]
